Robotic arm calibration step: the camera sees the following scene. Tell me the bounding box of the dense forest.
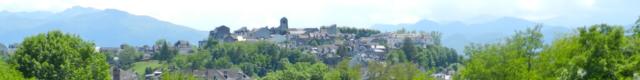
[1,18,640,80]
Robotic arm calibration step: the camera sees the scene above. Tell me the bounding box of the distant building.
[269,35,287,43]
[234,27,250,35]
[369,32,434,48]
[174,40,190,49]
[236,36,247,41]
[99,47,120,55]
[211,25,231,39]
[138,45,155,60]
[209,25,237,42]
[192,69,251,80]
[325,24,339,35]
[251,27,272,39]
[372,45,386,53]
[145,71,163,80]
[288,28,306,35]
[174,40,194,54]
[7,44,19,54]
[303,28,320,34]
[0,43,7,57]
[111,68,137,80]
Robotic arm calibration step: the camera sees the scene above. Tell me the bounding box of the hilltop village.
[109,17,436,79]
[6,16,637,80]
[97,17,443,79]
[201,17,436,62]
[1,17,455,80]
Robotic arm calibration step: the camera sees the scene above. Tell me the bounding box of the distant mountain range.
[0,6,207,47]
[371,17,573,54]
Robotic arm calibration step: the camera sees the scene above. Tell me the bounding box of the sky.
[1,0,639,31]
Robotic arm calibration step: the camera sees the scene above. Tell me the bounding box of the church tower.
[277,17,288,35]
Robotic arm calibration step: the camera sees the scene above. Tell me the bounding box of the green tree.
[457,26,543,79]
[416,42,460,69]
[213,56,232,69]
[578,24,626,79]
[632,16,640,37]
[0,61,31,80]
[323,70,341,80]
[387,31,461,71]
[11,31,111,79]
[402,38,418,61]
[155,40,176,61]
[322,59,361,80]
[145,67,153,75]
[386,49,407,64]
[337,27,381,39]
[117,45,143,70]
[458,24,640,79]
[331,58,361,80]
[198,41,316,77]
[538,24,639,79]
[387,62,424,80]
[261,62,329,80]
[203,37,219,49]
[366,62,434,80]
[430,31,442,45]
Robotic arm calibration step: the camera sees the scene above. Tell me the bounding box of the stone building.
[234,27,250,35]
[250,27,272,39]
[211,25,231,39]
[210,25,237,42]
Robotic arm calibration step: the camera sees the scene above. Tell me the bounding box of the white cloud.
[582,0,596,7]
[519,0,542,12]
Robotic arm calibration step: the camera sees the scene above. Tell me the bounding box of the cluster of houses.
[200,17,439,67]
[0,17,441,80]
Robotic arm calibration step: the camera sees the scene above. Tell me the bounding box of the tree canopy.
[10,31,111,80]
[457,24,640,79]
[0,60,30,80]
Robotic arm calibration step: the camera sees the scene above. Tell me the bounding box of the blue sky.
[1,0,639,30]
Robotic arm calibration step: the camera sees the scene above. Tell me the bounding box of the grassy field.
[131,60,164,76]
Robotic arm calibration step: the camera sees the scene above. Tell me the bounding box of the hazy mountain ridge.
[371,17,572,53]
[0,6,207,47]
